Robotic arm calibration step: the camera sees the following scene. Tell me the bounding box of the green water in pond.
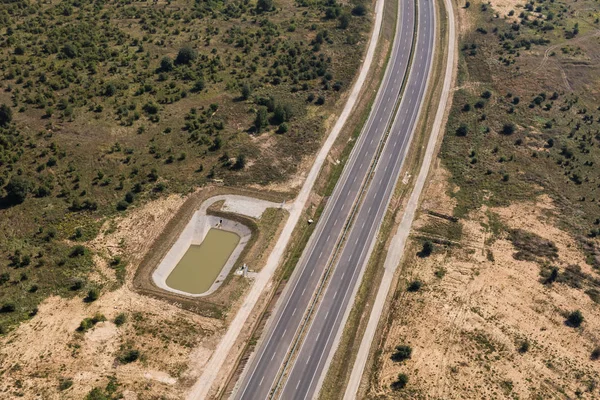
[166,228,241,294]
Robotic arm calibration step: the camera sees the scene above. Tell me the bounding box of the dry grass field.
[368,0,600,397]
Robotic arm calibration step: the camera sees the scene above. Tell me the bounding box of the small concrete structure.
[153,211,251,297]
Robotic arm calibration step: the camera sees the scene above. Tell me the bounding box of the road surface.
[232,0,434,396]
[279,0,435,397]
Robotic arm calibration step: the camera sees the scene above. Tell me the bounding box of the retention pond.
[166,228,241,295]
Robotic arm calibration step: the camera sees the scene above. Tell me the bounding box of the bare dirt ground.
[0,193,224,399]
[368,162,600,399]
[0,189,286,399]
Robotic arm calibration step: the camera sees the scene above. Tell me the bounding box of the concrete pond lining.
[152,211,251,297]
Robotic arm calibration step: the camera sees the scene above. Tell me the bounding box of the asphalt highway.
[279,0,435,396]
[232,0,434,396]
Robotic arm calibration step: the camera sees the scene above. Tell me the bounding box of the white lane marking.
[302,288,306,295]
[333,290,338,299]
[292,307,297,316]
[259,376,264,387]
[306,355,311,365]
[310,268,314,277]
[281,329,287,339]
[319,250,323,259]
[334,218,338,226]
[271,352,276,361]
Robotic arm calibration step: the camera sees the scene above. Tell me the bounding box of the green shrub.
[118,349,140,364]
[518,340,530,353]
[0,103,13,126]
[352,4,367,16]
[417,240,434,257]
[0,303,16,313]
[175,47,197,65]
[391,373,409,390]
[4,175,32,205]
[69,245,86,257]
[407,280,422,292]
[566,310,584,328]
[114,313,127,327]
[58,378,73,391]
[391,345,412,362]
[85,288,100,303]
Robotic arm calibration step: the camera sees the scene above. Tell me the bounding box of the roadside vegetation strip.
[186,0,389,396]
[217,2,402,395]
[268,0,420,395]
[343,0,456,396]
[318,0,450,395]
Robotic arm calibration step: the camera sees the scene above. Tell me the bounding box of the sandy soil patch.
[0,286,223,399]
[369,167,600,399]
[90,193,190,280]
[0,193,227,399]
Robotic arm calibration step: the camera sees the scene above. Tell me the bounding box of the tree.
[456,124,468,136]
[278,123,289,134]
[352,4,367,15]
[119,349,140,364]
[273,104,288,125]
[544,267,559,284]
[4,175,31,205]
[417,240,433,257]
[160,56,174,72]
[114,313,127,327]
[254,107,269,133]
[391,345,412,362]
[193,78,206,92]
[338,14,350,29]
[407,280,422,292]
[391,373,409,390]
[85,288,100,303]
[241,84,252,100]
[0,104,12,126]
[70,245,86,257]
[233,154,246,170]
[175,47,197,65]
[566,310,584,328]
[0,303,16,313]
[256,0,273,13]
[501,123,516,135]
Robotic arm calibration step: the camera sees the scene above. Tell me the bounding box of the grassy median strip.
[318,0,450,397]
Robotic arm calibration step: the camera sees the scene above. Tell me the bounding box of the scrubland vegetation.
[0,0,370,333]
[367,0,600,398]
